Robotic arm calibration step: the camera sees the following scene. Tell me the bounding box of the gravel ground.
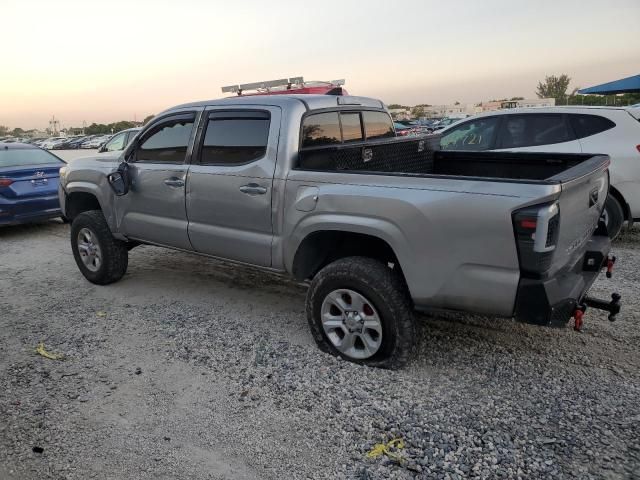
[1,221,639,479]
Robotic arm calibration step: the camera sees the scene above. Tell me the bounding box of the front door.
[116,112,198,250]
[186,106,281,267]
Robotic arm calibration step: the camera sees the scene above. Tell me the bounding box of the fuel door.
[294,186,319,212]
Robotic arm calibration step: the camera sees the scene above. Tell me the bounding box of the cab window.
[137,116,194,163]
[440,117,499,151]
[200,111,270,165]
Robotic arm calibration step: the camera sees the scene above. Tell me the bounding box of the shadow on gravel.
[0,219,66,239]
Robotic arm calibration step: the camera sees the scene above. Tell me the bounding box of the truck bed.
[296,136,609,184]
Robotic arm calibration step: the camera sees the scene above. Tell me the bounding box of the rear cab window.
[300,109,394,149]
[362,111,394,140]
[301,112,341,147]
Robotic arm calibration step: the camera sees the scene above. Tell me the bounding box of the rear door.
[493,113,581,153]
[186,106,281,267]
[116,111,198,250]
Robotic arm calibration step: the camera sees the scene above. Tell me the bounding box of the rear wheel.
[306,256,415,369]
[602,195,625,240]
[70,210,128,285]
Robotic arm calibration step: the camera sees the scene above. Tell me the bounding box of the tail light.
[513,202,560,276]
[636,145,640,154]
[0,178,14,187]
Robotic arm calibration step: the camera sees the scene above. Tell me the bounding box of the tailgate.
[548,155,609,275]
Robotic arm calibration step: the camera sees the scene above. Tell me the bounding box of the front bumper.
[514,234,611,326]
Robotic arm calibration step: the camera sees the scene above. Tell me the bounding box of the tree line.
[0,115,155,138]
[537,74,639,105]
[387,74,639,115]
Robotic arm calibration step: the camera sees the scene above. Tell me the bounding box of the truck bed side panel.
[281,171,560,316]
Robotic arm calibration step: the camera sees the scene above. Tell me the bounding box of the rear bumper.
[0,194,61,225]
[514,234,611,326]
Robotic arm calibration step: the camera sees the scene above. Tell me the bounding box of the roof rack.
[221,77,347,96]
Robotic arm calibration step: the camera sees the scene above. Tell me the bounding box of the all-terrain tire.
[306,256,415,369]
[603,195,625,240]
[70,210,128,285]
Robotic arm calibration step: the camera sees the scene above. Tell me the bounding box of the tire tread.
[70,210,128,285]
[306,256,415,369]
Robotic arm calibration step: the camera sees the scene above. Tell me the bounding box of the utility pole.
[49,116,60,135]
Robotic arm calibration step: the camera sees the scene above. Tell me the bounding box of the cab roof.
[163,94,386,115]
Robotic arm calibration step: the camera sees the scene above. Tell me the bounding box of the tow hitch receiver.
[573,293,622,331]
[584,293,622,322]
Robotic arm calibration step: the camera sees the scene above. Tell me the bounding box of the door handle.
[239,183,267,195]
[163,178,185,187]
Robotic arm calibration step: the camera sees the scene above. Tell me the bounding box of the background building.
[413,98,556,119]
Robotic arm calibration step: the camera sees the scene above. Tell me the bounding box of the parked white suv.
[439,106,640,237]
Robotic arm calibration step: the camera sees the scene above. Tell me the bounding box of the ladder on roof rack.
[221,77,346,96]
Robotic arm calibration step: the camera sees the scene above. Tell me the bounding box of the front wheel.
[306,256,415,369]
[70,210,128,285]
[602,195,625,240]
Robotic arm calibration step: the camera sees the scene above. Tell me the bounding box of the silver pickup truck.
[59,94,621,368]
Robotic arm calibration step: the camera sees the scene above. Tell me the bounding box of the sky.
[1,0,639,130]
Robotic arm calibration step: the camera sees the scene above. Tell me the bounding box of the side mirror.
[98,145,106,153]
[107,162,131,196]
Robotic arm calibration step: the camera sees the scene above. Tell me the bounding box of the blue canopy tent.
[578,74,640,95]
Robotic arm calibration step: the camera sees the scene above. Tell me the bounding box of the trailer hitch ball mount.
[572,293,621,331]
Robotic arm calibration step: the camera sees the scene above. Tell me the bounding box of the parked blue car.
[0,143,66,226]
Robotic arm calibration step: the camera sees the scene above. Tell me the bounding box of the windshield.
[0,148,64,168]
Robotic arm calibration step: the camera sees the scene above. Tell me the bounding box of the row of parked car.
[393,117,466,136]
[0,128,143,154]
[40,135,113,150]
[0,135,114,150]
